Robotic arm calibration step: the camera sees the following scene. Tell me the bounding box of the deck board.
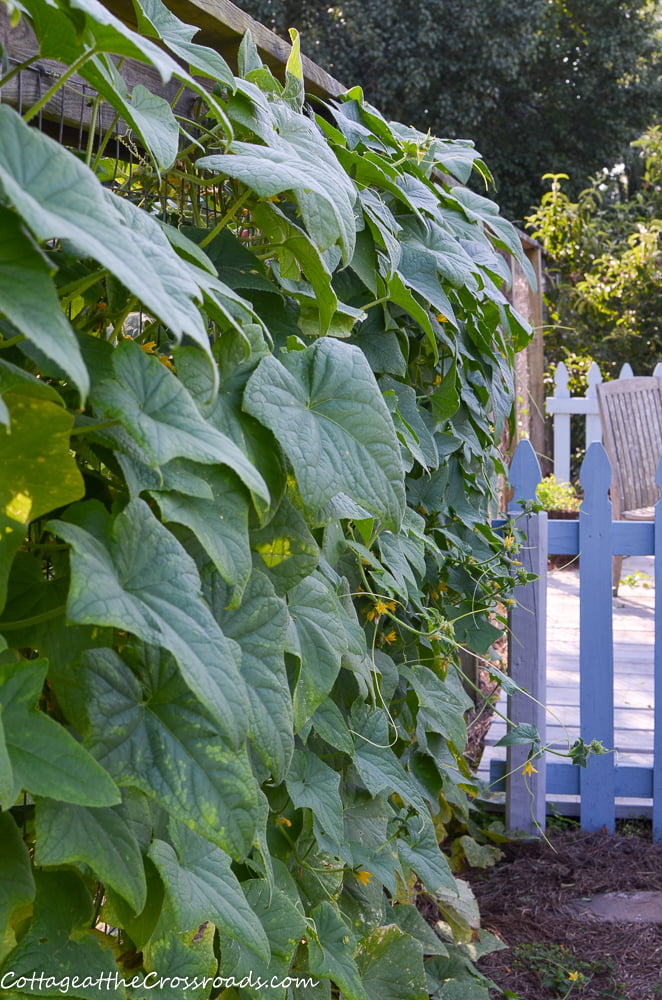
[478,555,655,814]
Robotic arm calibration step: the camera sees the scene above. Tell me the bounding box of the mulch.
[464,829,662,999]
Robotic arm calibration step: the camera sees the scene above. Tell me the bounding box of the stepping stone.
[567,891,662,923]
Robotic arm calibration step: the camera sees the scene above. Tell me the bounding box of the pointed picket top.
[586,361,603,396]
[508,438,542,513]
[554,361,570,397]
[618,362,634,379]
[654,361,662,378]
[579,441,612,511]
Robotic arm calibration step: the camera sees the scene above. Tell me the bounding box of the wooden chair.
[596,376,662,592]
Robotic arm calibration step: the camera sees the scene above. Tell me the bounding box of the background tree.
[237,0,662,221]
[527,127,662,382]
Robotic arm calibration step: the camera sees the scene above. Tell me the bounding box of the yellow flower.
[275,816,292,827]
[522,760,538,777]
[503,534,515,548]
[567,971,580,982]
[374,599,390,615]
[383,630,397,644]
[365,609,377,622]
[356,870,373,886]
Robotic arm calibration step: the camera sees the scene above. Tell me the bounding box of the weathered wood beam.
[0,0,344,142]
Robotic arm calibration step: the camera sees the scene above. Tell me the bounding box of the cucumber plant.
[0,1,533,996]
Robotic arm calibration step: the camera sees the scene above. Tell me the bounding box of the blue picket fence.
[490,439,662,842]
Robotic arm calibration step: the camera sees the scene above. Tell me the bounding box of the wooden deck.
[478,554,656,816]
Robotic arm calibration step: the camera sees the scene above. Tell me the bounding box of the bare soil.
[465,829,662,1000]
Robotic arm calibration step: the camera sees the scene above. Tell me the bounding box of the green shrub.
[536,476,581,512]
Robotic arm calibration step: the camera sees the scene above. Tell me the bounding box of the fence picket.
[494,440,659,838]
[578,443,616,832]
[655,458,662,841]
[506,440,547,834]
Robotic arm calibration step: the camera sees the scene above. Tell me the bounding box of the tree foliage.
[527,126,662,380]
[238,0,662,221]
[0,0,534,995]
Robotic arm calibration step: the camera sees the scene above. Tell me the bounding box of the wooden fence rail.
[493,439,661,842]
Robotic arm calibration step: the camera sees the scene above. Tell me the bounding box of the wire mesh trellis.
[0,50,251,346]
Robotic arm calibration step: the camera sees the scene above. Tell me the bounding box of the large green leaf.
[0,390,84,614]
[399,666,471,750]
[449,186,537,288]
[287,573,349,730]
[0,207,88,399]
[142,921,217,1000]
[250,496,319,596]
[133,0,235,84]
[151,468,252,604]
[351,708,427,816]
[148,819,270,961]
[401,222,479,293]
[251,201,338,334]
[285,749,344,852]
[0,812,35,939]
[35,798,146,914]
[50,499,249,746]
[0,657,120,810]
[388,903,448,957]
[396,812,457,894]
[243,339,405,529]
[199,97,356,261]
[356,925,427,1000]
[0,107,220,354]
[210,571,293,783]
[92,340,268,502]
[0,870,123,998]
[24,0,179,79]
[83,647,258,859]
[218,880,306,999]
[308,902,365,1000]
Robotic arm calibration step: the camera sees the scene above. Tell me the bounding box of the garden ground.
[466,828,662,999]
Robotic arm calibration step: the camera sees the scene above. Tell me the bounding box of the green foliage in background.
[0,1,531,995]
[528,127,662,379]
[235,0,662,221]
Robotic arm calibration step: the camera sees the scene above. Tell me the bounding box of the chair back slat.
[597,377,662,515]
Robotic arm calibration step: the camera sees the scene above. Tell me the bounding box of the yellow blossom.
[383,630,397,644]
[356,870,373,886]
[567,971,580,982]
[522,760,538,777]
[275,816,292,827]
[503,534,515,548]
[374,599,390,615]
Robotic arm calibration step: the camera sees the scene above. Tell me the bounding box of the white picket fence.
[546,361,662,483]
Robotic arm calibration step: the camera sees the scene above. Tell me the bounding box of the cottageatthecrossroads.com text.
[0,971,320,994]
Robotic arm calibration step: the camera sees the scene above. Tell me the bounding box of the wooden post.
[579,443,615,832]
[654,458,662,841]
[506,440,548,835]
